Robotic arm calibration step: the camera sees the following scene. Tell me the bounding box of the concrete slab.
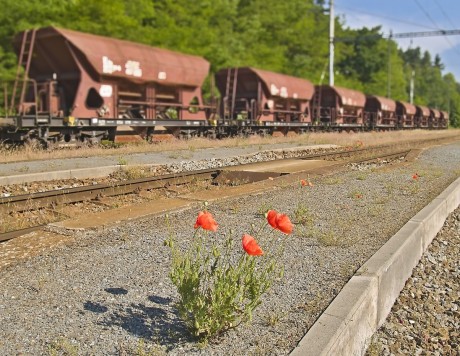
[410,197,447,251]
[0,166,120,185]
[434,178,460,216]
[50,198,193,230]
[356,220,424,326]
[0,144,338,185]
[290,176,460,356]
[180,183,275,202]
[222,159,337,174]
[291,276,378,356]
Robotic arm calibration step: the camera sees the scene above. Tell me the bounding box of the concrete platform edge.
[0,144,337,186]
[290,177,460,356]
[0,166,121,185]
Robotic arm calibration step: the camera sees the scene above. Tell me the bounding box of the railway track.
[2,133,459,243]
[0,169,218,242]
[0,144,422,243]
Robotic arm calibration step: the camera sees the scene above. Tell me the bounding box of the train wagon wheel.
[25,137,50,149]
[205,129,217,139]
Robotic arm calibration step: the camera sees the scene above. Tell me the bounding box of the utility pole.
[387,31,392,98]
[409,70,415,104]
[329,0,335,86]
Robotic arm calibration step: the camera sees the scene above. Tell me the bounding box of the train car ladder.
[225,68,238,120]
[10,29,37,114]
[312,87,322,122]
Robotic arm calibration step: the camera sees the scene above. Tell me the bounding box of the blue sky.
[334,0,460,80]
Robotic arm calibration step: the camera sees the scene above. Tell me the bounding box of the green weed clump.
[294,204,314,227]
[165,206,293,340]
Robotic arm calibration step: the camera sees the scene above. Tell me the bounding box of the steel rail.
[350,149,411,164]
[0,169,218,215]
[0,226,44,242]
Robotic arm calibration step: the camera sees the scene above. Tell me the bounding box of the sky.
[334,0,460,80]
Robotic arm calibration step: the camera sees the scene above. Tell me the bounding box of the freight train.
[0,27,449,147]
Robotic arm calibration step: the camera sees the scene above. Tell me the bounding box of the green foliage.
[66,0,155,41]
[168,234,275,339]
[336,27,386,85]
[400,47,459,120]
[0,0,460,123]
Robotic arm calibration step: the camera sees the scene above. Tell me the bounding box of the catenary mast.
[329,0,335,86]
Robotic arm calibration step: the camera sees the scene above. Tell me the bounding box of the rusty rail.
[0,226,43,242]
[0,169,218,215]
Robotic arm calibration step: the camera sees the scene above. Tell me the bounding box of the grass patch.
[366,339,383,356]
[355,172,367,181]
[263,311,285,327]
[121,166,150,180]
[317,230,340,246]
[348,190,363,199]
[257,202,273,217]
[406,180,421,195]
[294,204,314,227]
[168,151,193,160]
[117,156,128,165]
[47,337,79,356]
[323,177,344,185]
[367,205,384,218]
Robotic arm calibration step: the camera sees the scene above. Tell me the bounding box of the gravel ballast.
[0,141,459,355]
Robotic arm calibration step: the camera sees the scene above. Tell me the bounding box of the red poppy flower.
[267,210,278,229]
[300,179,313,187]
[412,174,419,180]
[275,214,293,234]
[194,211,218,232]
[267,210,293,234]
[242,234,263,256]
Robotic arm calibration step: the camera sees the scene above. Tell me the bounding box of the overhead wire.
[432,0,456,29]
[413,0,439,29]
[413,0,460,59]
[334,3,439,31]
[334,0,460,73]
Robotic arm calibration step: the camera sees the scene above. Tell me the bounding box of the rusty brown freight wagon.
[364,95,397,130]
[5,26,211,144]
[440,111,449,129]
[429,108,441,129]
[312,85,366,130]
[396,101,417,128]
[415,105,431,128]
[214,67,314,136]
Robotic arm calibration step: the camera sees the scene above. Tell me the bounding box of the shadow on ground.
[86,292,192,350]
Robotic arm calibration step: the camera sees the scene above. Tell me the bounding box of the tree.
[66,0,155,42]
[0,0,459,119]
